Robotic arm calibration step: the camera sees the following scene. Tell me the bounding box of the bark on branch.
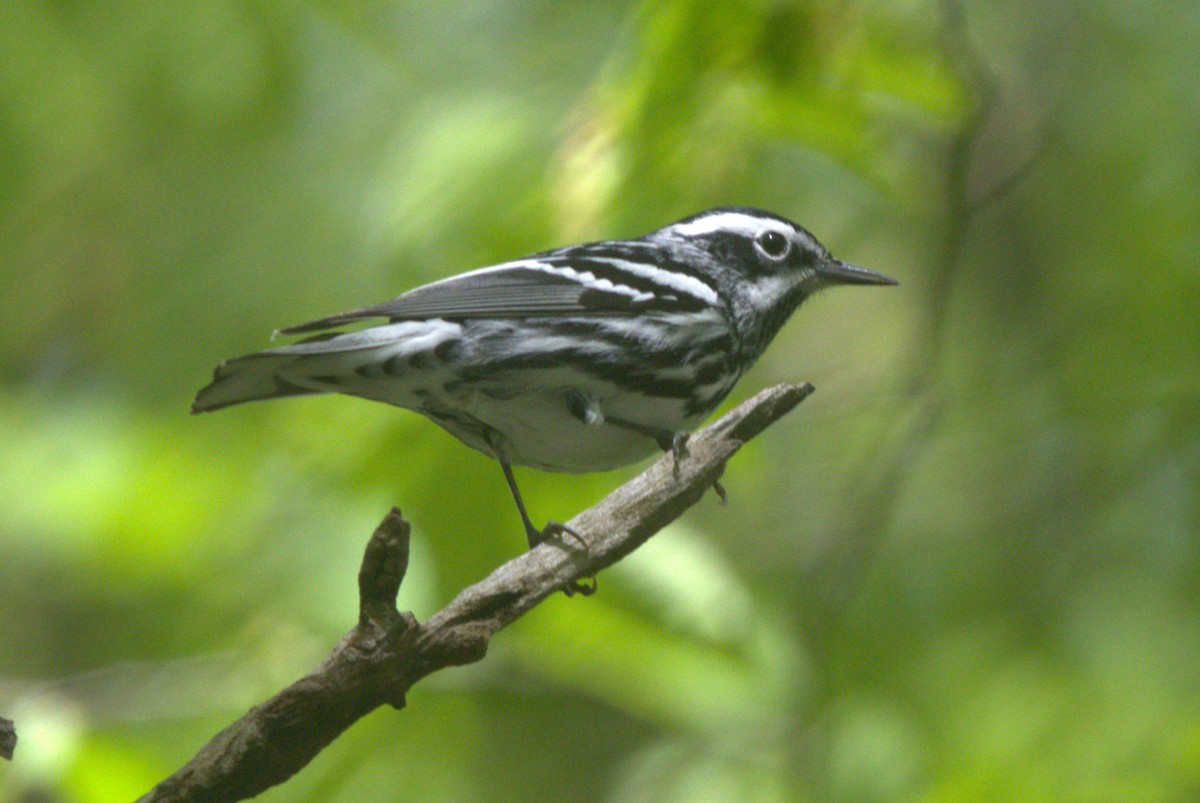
[0,717,14,761]
[140,382,815,802]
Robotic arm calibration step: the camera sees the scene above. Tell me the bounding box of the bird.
[193,207,896,549]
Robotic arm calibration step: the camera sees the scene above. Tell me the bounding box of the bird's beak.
[816,260,898,286]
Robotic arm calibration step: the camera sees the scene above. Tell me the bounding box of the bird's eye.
[756,230,790,259]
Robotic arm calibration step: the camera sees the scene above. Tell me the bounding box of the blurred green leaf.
[2,0,1198,800]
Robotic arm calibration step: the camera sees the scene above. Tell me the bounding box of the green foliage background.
[2,1,1197,800]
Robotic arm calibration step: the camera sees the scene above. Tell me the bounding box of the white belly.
[444,377,704,472]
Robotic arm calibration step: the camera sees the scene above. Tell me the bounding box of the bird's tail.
[191,351,321,413]
[191,321,459,414]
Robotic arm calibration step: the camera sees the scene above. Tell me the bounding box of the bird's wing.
[277,254,707,335]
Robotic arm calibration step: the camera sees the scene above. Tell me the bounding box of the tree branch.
[0,716,14,761]
[140,382,815,802]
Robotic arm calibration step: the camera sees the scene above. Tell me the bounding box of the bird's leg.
[667,431,690,468]
[499,456,540,548]
[608,417,725,502]
[496,457,595,595]
[607,417,686,471]
[497,457,582,550]
[572,396,689,478]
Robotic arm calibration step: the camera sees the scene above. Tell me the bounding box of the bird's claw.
[534,522,596,597]
[670,432,690,479]
[535,520,589,553]
[671,432,690,463]
[562,575,598,597]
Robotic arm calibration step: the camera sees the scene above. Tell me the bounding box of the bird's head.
[655,207,897,360]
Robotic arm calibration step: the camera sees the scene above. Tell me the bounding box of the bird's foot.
[527,521,596,597]
[660,431,689,480]
[562,575,598,597]
[529,519,589,552]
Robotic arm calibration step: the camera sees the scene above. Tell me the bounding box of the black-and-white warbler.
[193,207,896,547]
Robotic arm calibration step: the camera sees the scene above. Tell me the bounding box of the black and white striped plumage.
[193,207,895,545]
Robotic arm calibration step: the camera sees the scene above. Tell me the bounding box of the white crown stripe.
[670,212,794,239]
